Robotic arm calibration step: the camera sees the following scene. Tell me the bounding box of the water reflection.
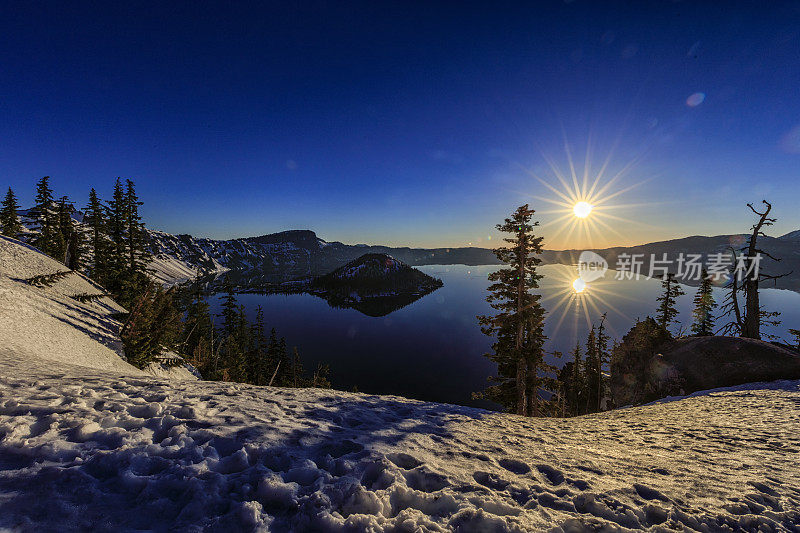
[204,264,800,408]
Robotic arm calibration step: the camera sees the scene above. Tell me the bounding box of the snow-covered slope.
[0,236,198,381]
[1,348,798,531]
[0,235,135,373]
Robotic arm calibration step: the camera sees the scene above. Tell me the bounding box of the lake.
[210,264,800,409]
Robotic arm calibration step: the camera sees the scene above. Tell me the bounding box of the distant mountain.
[146,229,499,286]
[779,230,800,242]
[541,233,800,291]
[15,204,800,292]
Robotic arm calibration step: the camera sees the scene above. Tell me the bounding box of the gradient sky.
[2,1,799,249]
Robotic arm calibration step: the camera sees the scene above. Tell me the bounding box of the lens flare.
[573,201,593,218]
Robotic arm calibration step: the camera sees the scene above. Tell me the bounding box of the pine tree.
[227,305,250,382]
[594,313,610,412]
[216,279,242,380]
[84,188,110,283]
[32,176,63,258]
[56,196,83,269]
[656,273,685,332]
[266,329,291,386]
[556,342,583,416]
[105,178,127,296]
[691,269,716,336]
[181,279,214,374]
[570,342,583,415]
[0,187,22,239]
[289,346,304,388]
[247,305,269,385]
[124,179,151,275]
[120,284,181,368]
[583,326,599,413]
[478,204,548,416]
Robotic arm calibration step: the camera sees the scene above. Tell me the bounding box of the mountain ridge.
[148,227,800,291]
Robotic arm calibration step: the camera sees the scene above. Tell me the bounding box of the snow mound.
[0,235,136,374]
[1,350,798,531]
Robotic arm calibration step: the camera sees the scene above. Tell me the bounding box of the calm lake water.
[211,264,800,409]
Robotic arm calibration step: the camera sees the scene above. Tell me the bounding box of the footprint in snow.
[498,458,531,475]
[536,464,565,485]
[387,452,423,470]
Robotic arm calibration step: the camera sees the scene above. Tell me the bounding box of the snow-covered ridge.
[0,351,798,530]
[0,236,198,380]
[0,235,134,373]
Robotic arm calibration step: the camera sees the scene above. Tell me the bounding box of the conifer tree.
[583,326,599,413]
[609,317,674,405]
[120,283,181,368]
[105,178,127,295]
[656,273,685,332]
[227,306,250,382]
[290,346,304,388]
[556,342,583,416]
[570,342,583,415]
[266,329,291,386]
[216,279,242,380]
[594,313,610,412]
[247,305,269,385]
[181,279,214,372]
[56,196,83,270]
[32,176,63,258]
[691,269,716,336]
[124,179,150,275]
[84,188,109,283]
[219,281,239,338]
[0,187,22,239]
[478,204,548,416]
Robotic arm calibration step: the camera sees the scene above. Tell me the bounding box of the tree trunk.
[516,358,527,416]
[742,202,771,339]
[742,271,760,339]
[515,239,527,416]
[526,358,538,417]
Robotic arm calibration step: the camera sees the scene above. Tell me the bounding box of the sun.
[517,135,657,249]
[572,277,587,293]
[573,201,593,219]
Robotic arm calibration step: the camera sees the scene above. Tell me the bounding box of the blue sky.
[1,1,799,248]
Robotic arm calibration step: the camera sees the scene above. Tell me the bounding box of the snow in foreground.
[1,353,799,531]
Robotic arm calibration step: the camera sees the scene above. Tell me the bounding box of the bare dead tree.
[718,246,743,336]
[719,201,791,339]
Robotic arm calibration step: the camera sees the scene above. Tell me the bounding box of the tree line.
[1,179,329,389]
[477,201,793,417]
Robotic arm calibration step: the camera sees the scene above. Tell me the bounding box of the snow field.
[1,350,799,531]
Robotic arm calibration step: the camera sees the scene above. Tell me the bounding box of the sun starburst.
[516,136,660,250]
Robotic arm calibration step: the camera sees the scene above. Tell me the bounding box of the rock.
[657,336,800,395]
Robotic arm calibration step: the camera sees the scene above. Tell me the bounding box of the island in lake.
[307,253,444,316]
